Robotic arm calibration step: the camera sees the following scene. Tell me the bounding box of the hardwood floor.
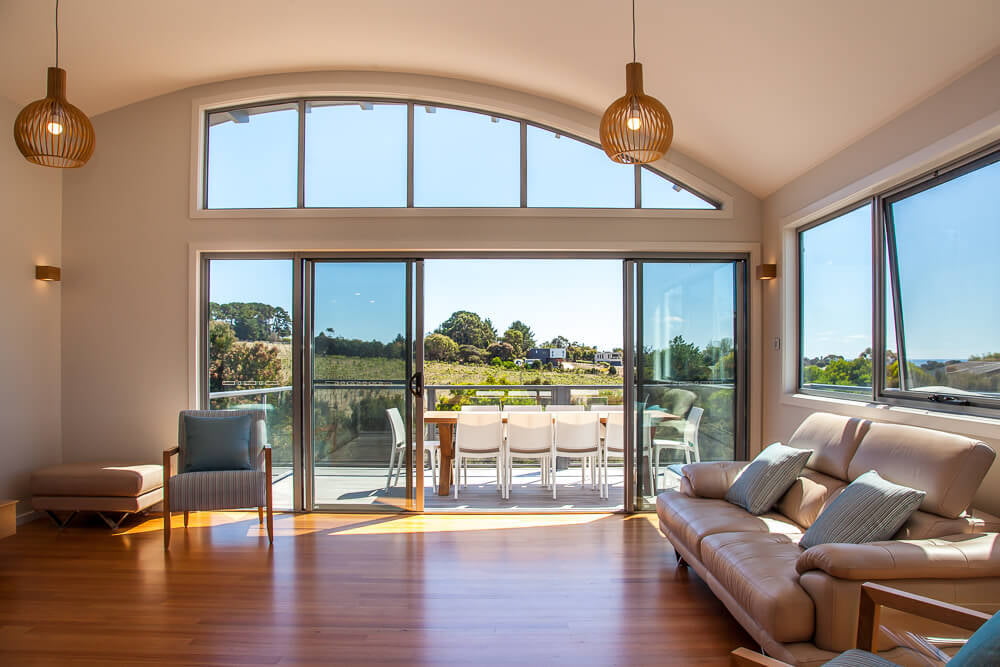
[0,512,753,665]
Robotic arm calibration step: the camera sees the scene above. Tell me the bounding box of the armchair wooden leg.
[258,506,264,525]
[163,448,173,551]
[183,511,189,528]
[265,446,274,545]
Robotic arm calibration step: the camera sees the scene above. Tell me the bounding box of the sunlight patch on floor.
[330,513,613,535]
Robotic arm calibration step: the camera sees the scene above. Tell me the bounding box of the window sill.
[781,392,1000,440]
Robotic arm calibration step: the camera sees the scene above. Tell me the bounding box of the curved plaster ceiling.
[1,0,998,197]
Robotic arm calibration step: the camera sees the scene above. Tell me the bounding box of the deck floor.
[273,466,681,511]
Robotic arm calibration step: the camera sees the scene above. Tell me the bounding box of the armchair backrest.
[177,408,269,472]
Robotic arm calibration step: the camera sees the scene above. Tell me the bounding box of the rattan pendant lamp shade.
[13,1,95,168]
[599,0,672,165]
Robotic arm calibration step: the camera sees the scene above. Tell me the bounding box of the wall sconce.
[35,265,61,281]
[756,264,777,280]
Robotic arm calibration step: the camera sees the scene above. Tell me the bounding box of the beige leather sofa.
[656,412,1000,666]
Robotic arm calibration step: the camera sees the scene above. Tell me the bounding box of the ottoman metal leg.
[46,510,78,530]
[96,512,131,530]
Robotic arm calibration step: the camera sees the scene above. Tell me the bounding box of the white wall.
[60,72,763,472]
[0,96,63,513]
[761,55,1000,515]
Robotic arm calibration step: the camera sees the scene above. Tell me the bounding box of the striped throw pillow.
[724,442,812,515]
[800,470,926,550]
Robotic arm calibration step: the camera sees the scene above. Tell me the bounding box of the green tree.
[507,320,536,349]
[458,344,488,364]
[210,320,236,359]
[210,342,283,392]
[487,341,515,362]
[435,311,495,349]
[668,336,711,381]
[543,335,570,349]
[424,333,460,361]
[210,302,291,341]
[501,328,525,358]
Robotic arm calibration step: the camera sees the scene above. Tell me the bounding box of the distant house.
[527,348,567,366]
[595,350,623,367]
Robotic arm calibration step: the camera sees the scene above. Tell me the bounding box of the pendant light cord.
[631,0,637,63]
[55,0,60,67]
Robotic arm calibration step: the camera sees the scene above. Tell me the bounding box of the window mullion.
[883,202,909,391]
[297,100,306,208]
[871,196,885,402]
[406,102,415,208]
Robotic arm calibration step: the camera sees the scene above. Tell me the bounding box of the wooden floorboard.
[0,512,753,665]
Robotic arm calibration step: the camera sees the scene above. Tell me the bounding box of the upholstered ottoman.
[31,463,164,529]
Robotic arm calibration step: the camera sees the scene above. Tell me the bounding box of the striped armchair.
[162,409,273,549]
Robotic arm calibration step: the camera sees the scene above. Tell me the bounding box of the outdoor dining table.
[423,409,679,496]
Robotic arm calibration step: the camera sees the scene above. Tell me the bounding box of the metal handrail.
[209,385,292,399]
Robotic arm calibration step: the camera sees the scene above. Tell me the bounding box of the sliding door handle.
[408,372,424,398]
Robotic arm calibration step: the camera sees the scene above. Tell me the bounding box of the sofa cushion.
[788,413,870,481]
[657,491,804,555]
[776,468,847,529]
[800,471,925,550]
[725,443,812,515]
[848,421,995,519]
[701,532,814,643]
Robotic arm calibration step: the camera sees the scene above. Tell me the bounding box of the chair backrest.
[684,406,704,446]
[385,407,406,448]
[553,412,601,453]
[503,405,543,412]
[456,412,503,453]
[177,408,268,471]
[461,405,501,412]
[546,405,585,412]
[506,412,553,454]
[605,411,625,452]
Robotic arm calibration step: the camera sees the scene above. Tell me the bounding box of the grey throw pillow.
[800,470,926,550]
[183,414,254,472]
[725,442,812,515]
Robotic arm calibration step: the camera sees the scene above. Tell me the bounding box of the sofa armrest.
[796,533,1000,580]
[680,461,749,498]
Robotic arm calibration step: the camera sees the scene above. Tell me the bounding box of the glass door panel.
[633,260,745,510]
[308,261,420,510]
[205,257,295,510]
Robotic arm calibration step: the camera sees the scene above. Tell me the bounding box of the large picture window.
[202,98,719,211]
[798,145,1000,414]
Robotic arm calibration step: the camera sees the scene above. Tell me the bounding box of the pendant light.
[13,0,95,168]
[599,0,672,165]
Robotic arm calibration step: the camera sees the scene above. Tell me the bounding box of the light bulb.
[626,116,642,131]
[46,121,64,135]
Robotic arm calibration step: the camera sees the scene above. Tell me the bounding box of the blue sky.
[801,160,999,361]
[206,102,711,209]
[205,103,999,362]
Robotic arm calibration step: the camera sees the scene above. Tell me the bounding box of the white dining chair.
[551,412,602,499]
[460,405,501,412]
[651,406,703,493]
[545,405,585,412]
[598,404,624,411]
[502,405,543,412]
[601,410,625,498]
[504,411,553,497]
[454,411,505,499]
[385,408,440,492]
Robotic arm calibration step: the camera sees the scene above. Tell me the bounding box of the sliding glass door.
[629,259,747,511]
[305,260,424,510]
